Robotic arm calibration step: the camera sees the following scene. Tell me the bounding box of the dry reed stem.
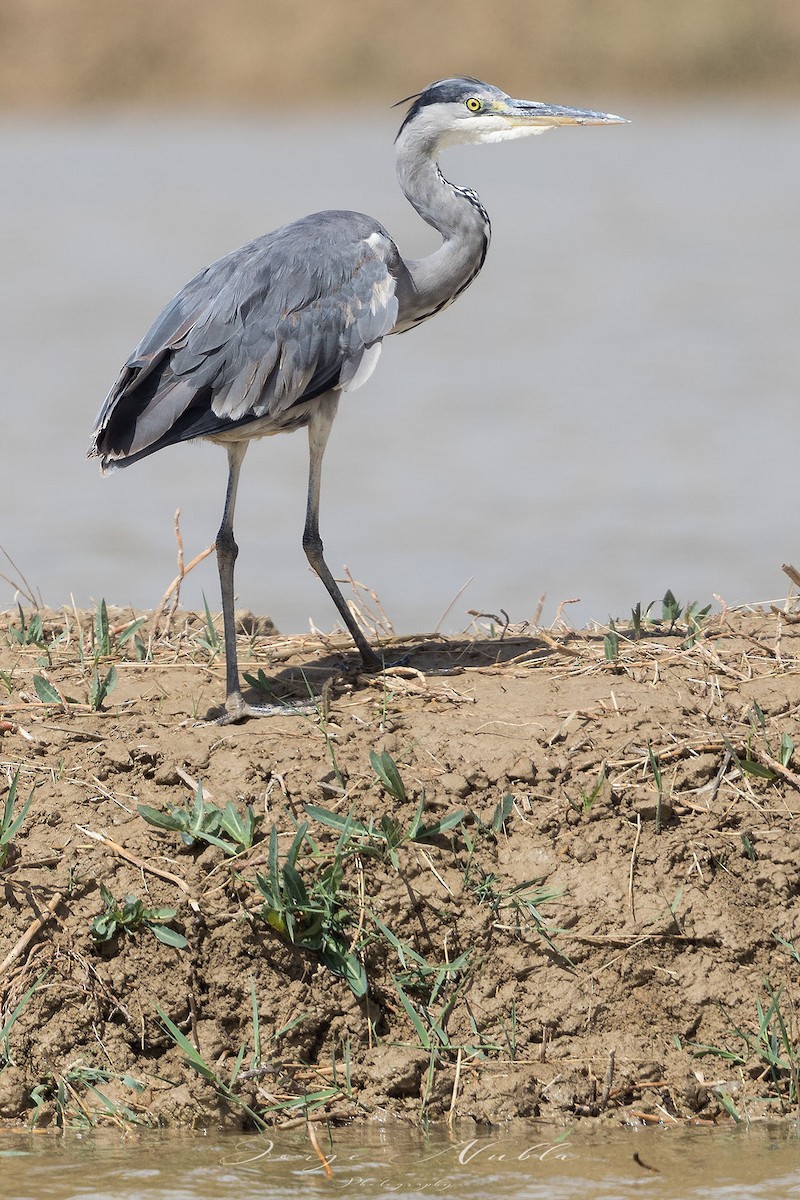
[0,890,63,976]
[151,510,215,636]
[750,747,800,792]
[75,825,197,907]
[781,563,800,589]
[306,1120,334,1178]
[627,813,641,919]
[448,1046,463,1132]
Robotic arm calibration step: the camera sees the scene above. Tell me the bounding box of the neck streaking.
[392,120,491,333]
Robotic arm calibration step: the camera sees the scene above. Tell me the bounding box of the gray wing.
[89,211,404,466]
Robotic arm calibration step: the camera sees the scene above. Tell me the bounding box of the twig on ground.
[749,746,800,793]
[628,813,641,919]
[75,825,198,909]
[175,766,214,802]
[0,890,63,976]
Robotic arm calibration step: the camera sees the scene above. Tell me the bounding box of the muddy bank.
[0,601,799,1130]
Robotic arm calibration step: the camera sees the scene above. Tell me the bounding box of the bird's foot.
[356,645,413,673]
[207,690,320,725]
[358,650,411,673]
[358,647,384,674]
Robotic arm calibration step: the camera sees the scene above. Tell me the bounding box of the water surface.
[2,1124,800,1200]
[2,103,798,632]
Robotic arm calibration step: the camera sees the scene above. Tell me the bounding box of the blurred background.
[2,0,799,633]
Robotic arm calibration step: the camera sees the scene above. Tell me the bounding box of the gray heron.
[89,77,626,722]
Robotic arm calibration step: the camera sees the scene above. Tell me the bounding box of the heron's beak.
[502,98,628,127]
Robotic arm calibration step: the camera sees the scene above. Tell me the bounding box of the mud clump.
[1,603,799,1130]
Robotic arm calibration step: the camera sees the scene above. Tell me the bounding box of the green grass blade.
[393,978,431,1049]
[369,750,407,802]
[155,1005,217,1082]
[0,970,48,1056]
[414,809,467,840]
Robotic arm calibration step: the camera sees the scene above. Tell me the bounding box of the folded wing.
[89,211,404,468]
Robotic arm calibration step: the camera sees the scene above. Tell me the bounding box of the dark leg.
[216,442,248,718]
[303,396,382,672]
[215,441,314,722]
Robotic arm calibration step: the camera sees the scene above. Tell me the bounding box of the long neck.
[393,124,491,332]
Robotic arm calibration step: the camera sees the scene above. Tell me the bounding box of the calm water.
[1,103,799,633]
[1,1124,800,1200]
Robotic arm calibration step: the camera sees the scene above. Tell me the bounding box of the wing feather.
[90,212,405,467]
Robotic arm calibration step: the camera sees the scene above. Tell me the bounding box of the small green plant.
[777,732,794,769]
[155,986,329,1128]
[255,824,367,997]
[603,624,619,662]
[8,603,45,649]
[488,793,514,835]
[746,701,795,775]
[305,749,465,870]
[90,883,187,948]
[0,769,34,869]
[242,667,275,698]
[683,599,712,644]
[722,719,790,788]
[774,933,800,965]
[371,912,471,1001]
[305,797,466,871]
[138,781,261,855]
[370,748,408,801]
[661,883,685,933]
[392,975,459,1054]
[661,588,682,631]
[716,1089,744,1125]
[196,594,221,658]
[155,1005,268,1128]
[379,940,482,1115]
[648,743,666,833]
[630,601,653,641]
[89,664,117,711]
[86,600,148,663]
[578,767,607,815]
[29,1063,152,1129]
[117,616,149,660]
[1,970,48,1065]
[93,599,112,657]
[461,795,515,888]
[626,592,710,644]
[688,983,800,1113]
[0,665,17,695]
[467,869,566,958]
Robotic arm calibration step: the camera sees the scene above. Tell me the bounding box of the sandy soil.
[1,600,799,1131]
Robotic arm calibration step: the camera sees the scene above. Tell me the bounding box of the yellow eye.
[465,97,482,113]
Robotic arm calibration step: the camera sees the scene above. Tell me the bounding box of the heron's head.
[395,76,627,148]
